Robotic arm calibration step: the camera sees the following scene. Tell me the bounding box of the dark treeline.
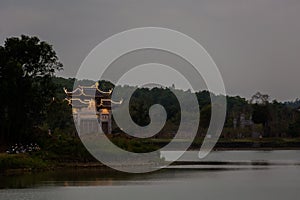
[0,35,63,144]
[1,35,300,146]
[55,77,300,139]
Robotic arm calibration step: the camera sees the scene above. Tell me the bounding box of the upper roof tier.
[64,83,112,98]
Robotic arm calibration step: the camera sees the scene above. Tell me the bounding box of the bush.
[0,154,48,171]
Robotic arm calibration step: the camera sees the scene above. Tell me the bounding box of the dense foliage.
[0,35,62,144]
[51,77,300,139]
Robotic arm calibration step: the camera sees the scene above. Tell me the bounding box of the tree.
[250,92,269,105]
[288,111,300,137]
[200,104,211,129]
[46,99,73,131]
[0,35,63,143]
[251,92,271,137]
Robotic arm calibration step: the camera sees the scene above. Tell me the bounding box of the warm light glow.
[101,109,109,115]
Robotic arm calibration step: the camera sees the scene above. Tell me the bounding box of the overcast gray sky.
[1,0,299,101]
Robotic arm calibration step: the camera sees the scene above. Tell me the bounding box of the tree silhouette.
[251,92,271,137]
[0,35,62,143]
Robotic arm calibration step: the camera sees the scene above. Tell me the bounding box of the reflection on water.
[0,168,186,189]
[1,151,300,200]
[161,150,300,163]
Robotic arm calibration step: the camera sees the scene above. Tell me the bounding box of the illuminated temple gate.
[64,83,121,134]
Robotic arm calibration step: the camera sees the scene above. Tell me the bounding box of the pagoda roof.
[65,98,90,108]
[64,84,112,98]
[100,98,123,106]
[64,83,123,108]
[66,98,122,108]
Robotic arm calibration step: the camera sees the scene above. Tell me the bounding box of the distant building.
[239,113,254,129]
[64,83,122,134]
[233,113,256,138]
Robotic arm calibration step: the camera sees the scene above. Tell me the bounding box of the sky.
[0,0,299,101]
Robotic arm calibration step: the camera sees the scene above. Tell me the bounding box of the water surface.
[1,150,299,200]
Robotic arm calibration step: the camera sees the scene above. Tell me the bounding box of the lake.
[1,150,300,200]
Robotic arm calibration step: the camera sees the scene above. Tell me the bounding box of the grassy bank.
[1,137,300,174]
[0,153,50,173]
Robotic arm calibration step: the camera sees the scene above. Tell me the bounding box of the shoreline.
[214,147,300,151]
[1,147,300,175]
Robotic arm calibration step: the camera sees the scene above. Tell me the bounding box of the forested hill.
[50,76,300,139]
[285,99,300,109]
